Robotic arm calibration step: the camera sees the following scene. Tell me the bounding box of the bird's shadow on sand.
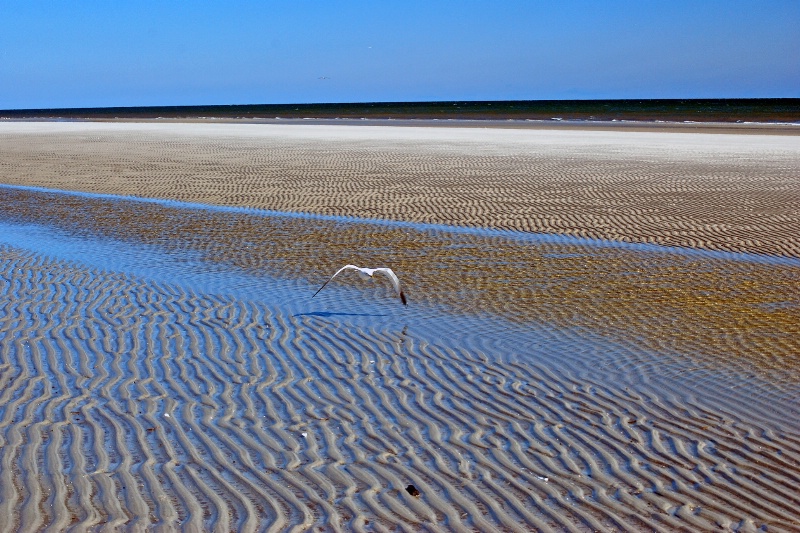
[294,311,389,318]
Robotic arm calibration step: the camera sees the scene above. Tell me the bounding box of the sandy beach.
[2,121,800,257]
[0,122,799,531]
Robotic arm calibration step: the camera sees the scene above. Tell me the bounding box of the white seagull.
[312,265,407,305]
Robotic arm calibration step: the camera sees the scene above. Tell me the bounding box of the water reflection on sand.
[0,187,798,530]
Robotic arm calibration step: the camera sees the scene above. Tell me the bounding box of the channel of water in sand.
[0,186,798,531]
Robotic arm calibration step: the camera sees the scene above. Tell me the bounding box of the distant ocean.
[2,98,798,123]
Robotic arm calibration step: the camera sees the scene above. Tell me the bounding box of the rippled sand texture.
[1,122,800,257]
[2,186,798,377]
[1,236,800,532]
[1,189,800,530]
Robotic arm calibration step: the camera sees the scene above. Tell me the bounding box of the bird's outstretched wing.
[374,268,407,305]
[312,264,361,299]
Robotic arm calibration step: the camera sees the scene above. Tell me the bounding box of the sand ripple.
[1,185,797,377]
[1,122,799,258]
[1,207,799,530]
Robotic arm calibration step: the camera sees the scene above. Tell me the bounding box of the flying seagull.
[312,265,407,305]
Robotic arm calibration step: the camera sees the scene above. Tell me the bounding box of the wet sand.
[0,122,799,530]
[1,121,799,257]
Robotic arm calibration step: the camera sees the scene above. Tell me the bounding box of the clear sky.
[1,1,798,109]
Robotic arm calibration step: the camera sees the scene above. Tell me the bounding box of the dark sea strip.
[2,182,798,268]
[2,98,799,123]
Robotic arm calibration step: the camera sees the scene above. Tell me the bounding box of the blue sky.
[1,1,798,109]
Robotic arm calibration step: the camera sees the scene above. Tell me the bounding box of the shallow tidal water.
[0,185,799,531]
